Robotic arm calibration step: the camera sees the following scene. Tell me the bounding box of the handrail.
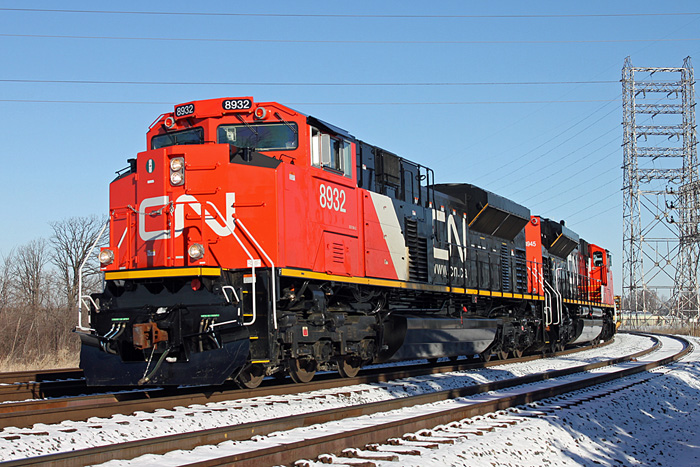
[543,277,561,326]
[233,217,278,330]
[104,200,276,329]
[534,267,552,326]
[221,285,240,304]
[198,200,259,328]
[76,220,109,332]
[552,268,563,325]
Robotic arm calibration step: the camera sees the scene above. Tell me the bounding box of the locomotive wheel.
[512,349,524,358]
[497,350,509,360]
[288,357,317,384]
[337,357,362,378]
[236,364,264,389]
[479,351,492,362]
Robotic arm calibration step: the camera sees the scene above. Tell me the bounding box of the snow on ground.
[93,334,699,467]
[0,333,674,464]
[367,335,700,467]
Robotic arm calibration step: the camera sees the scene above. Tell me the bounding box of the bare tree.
[0,219,106,369]
[49,215,106,309]
[622,289,671,316]
[0,250,14,313]
[11,239,50,311]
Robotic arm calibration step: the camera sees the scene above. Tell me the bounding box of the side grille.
[514,249,527,293]
[405,218,428,282]
[500,244,511,292]
[330,242,344,264]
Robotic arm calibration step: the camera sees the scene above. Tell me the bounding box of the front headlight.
[170,157,185,186]
[99,249,115,266]
[188,243,205,260]
[170,171,184,185]
[170,157,184,171]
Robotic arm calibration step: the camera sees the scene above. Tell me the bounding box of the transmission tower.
[622,56,699,321]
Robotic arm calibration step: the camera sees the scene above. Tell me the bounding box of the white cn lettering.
[138,193,236,242]
[138,196,170,242]
[432,209,449,261]
[446,214,467,263]
[433,210,468,263]
[174,192,236,237]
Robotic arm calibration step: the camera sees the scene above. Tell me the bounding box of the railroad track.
[0,377,88,403]
[0,369,84,402]
[298,333,692,467]
[0,340,610,429]
[303,369,684,466]
[0,333,673,466]
[0,339,610,404]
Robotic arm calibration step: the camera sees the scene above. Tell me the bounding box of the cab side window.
[310,127,351,177]
[593,251,604,267]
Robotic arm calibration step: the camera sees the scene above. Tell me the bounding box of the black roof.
[433,183,530,241]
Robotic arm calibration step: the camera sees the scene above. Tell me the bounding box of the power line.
[568,202,622,227]
[1,33,699,45]
[517,144,621,203]
[0,78,618,87]
[485,98,661,201]
[0,98,618,105]
[544,152,662,218]
[477,99,621,187]
[0,99,170,105]
[2,8,699,19]
[546,178,620,213]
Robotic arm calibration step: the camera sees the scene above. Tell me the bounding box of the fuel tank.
[569,318,604,344]
[377,314,499,363]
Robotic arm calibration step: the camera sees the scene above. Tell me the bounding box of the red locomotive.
[77,97,616,387]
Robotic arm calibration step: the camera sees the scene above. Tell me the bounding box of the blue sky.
[1,1,699,292]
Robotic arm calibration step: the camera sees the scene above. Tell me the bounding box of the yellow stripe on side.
[105,267,222,280]
[279,268,451,293]
[561,298,615,309]
[280,268,548,301]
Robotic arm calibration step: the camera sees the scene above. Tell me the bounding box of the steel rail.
[0,334,668,467]
[0,368,81,386]
[0,340,611,429]
[0,379,93,403]
[271,334,691,467]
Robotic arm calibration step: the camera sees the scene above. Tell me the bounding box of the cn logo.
[138,193,236,242]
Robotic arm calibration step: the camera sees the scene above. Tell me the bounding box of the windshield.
[151,127,204,149]
[217,123,298,151]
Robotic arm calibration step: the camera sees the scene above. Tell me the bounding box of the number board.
[174,103,195,118]
[318,183,347,213]
[222,98,253,112]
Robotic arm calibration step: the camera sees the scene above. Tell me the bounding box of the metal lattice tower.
[622,56,699,320]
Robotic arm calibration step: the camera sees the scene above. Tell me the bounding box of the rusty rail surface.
[0,334,671,467]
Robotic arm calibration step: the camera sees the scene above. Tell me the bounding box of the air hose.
[138,347,171,386]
